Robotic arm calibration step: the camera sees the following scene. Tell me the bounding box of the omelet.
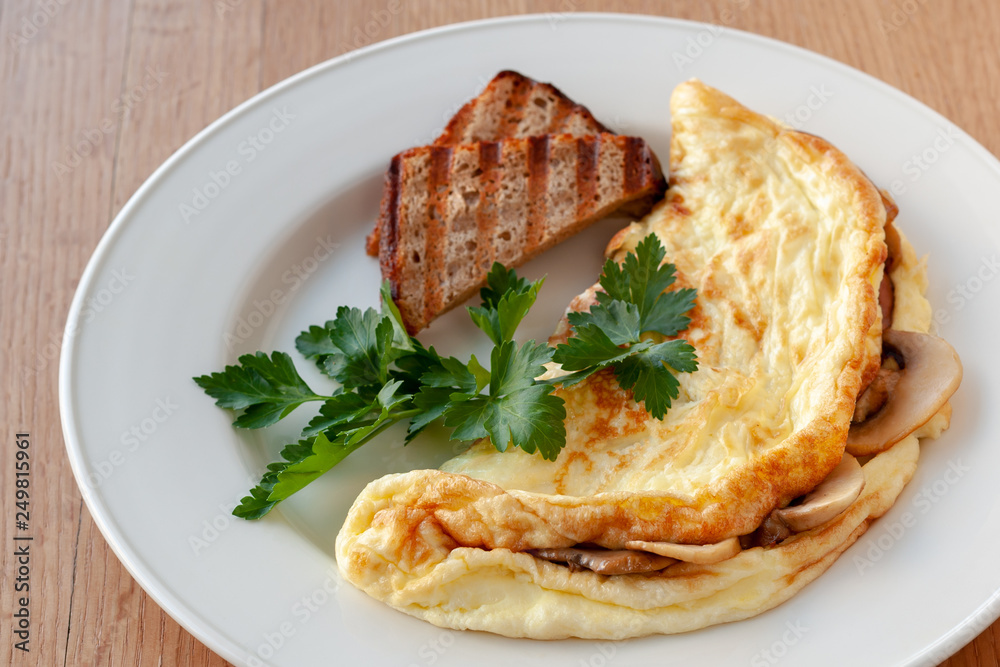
[335,80,958,638]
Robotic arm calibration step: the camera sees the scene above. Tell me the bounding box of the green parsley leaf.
[567,299,641,346]
[553,322,646,371]
[406,353,488,442]
[232,439,314,519]
[614,339,699,419]
[420,354,480,392]
[261,431,354,505]
[490,384,566,461]
[479,262,532,308]
[468,263,545,345]
[596,233,695,337]
[232,481,279,519]
[379,281,415,352]
[553,233,699,419]
[407,386,454,441]
[295,323,340,361]
[390,341,442,395]
[443,340,564,460]
[320,306,396,389]
[193,351,327,429]
[489,339,554,394]
[301,391,373,437]
[640,287,697,338]
[244,381,412,516]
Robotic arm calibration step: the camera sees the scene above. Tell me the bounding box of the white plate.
[60,13,1000,667]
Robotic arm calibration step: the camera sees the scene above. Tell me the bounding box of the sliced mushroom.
[852,367,901,422]
[752,513,793,548]
[847,329,963,457]
[879,218,902,329]
[773,453,865,532]
[623,536,741,565]
[879,269,895,330]
[530,547,677,575]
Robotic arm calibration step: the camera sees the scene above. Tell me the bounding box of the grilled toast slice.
[378,132,666,333]
[365,71,615,257]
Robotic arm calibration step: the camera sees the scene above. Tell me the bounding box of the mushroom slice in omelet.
[335,79,961,639]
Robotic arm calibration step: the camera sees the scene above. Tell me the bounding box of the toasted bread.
[365,71,620,257]
[378,132,666,333]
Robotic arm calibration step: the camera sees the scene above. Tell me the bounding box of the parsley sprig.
[551,234,698,417]
[194,233,698,519]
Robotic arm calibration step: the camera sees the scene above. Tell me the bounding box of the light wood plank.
[0,0,132,664]
[58,1,264,665]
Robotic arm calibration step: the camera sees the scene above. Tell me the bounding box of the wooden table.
[2,0,998,664]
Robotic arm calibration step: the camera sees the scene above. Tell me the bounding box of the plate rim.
[58,12,1000,666]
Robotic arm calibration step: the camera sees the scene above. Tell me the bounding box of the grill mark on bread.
[623,136,644,194]
[547,89,575,130]
[576,135,599,219]
[502,74,534,139]
[379,155,403,301]
[493,140,529,266]
[394,149,433,330]
[477,142,502,273]
[422,145,454,325]
[527,135,551,251]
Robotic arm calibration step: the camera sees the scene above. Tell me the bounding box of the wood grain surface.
[1,1,998,665]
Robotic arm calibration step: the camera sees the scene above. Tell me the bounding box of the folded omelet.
[336,80,956,638]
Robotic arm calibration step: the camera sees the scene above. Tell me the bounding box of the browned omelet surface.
[335,80,943,638]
